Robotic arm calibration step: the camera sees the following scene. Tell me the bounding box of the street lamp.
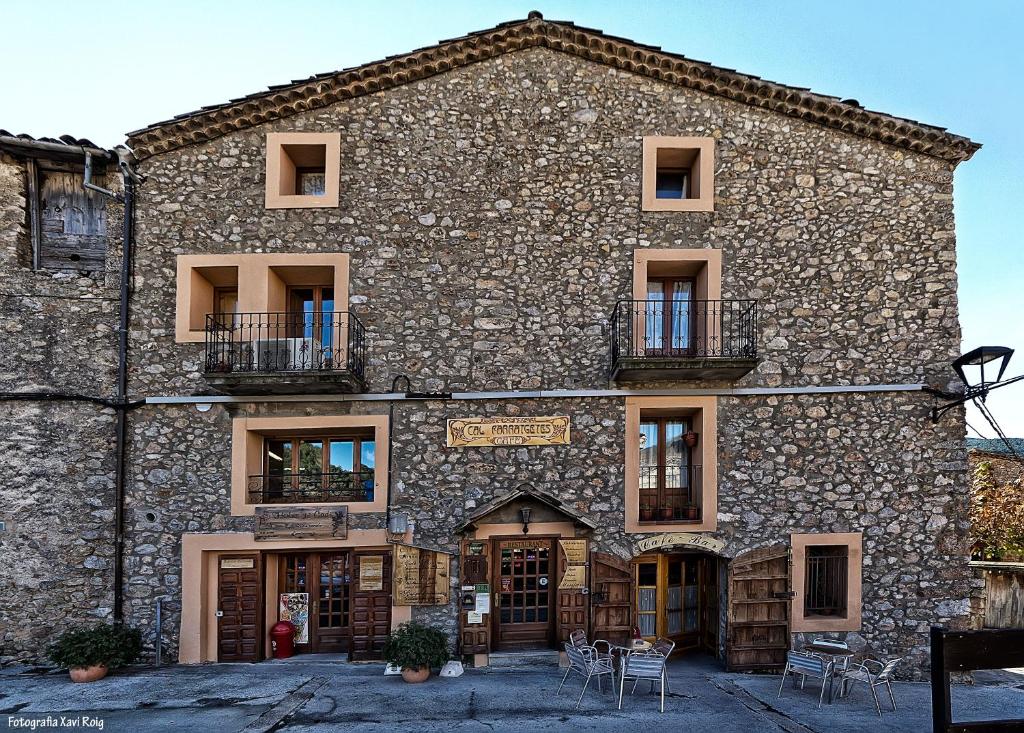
[929,346,1019,422]
[952,346,1014,391]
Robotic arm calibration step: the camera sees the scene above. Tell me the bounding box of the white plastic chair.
[557,642,616,709]
[618,649,670,713]
[838,658,901,715]
[777,650,835,709]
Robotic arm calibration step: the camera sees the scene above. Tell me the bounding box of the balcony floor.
[612,356,757,382]
[204,369,365,395]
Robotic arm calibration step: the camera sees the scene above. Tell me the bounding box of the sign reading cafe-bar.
[447,416,571,447]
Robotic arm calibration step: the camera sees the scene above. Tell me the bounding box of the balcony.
[610,299,757,382]
[247,472,374,505]
[203,311,366,395]
[638,464,702,524]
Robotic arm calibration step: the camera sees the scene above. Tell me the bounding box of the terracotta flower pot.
[640,507,654,522]
[659,506,674,521]
[401,665,431,683]
[686,505,698,520]
[69,664,108,683]
[684,431,699,448]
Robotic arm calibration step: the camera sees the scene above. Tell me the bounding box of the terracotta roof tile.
[125,14,980,163]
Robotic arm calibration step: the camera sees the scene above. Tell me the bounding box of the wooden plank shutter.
[459,540,490,655]
[556,539,589,645]
[37,168,107,271]
[590,552,633,646]
[726,544,791,671]
[350,551,392,660]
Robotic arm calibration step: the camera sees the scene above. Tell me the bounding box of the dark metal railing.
[247,472,374,504]
[204,311,366,378]
[804,549,848,616]
[638,464,702,523]
[610,299,757,366]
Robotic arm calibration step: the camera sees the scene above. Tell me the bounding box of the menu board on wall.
[359,555,384,591]
[394,544,451,606]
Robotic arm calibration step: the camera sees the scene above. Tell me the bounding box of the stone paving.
[2,657,1022,733]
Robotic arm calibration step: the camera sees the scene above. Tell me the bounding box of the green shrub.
[48,624,142,670]
[382,622,449,670]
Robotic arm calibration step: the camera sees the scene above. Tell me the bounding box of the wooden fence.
[930,626,1024,732]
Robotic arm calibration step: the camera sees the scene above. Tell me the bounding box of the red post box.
[270,620,296,659]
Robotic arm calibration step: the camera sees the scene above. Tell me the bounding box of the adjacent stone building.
[1,14,979,677]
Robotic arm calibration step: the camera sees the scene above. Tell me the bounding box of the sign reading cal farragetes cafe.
[254,507,348,541]
[447,416,570,447]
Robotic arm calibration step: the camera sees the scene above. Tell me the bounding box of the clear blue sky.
[2,0,1021,437]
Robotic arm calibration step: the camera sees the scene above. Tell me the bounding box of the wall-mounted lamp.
[520,507,531,534]
[388,512,409,535]
[929,346,1021,422]
[195,402,212,413]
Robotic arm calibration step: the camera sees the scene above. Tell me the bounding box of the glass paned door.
[645,278,694,354]
[636,562,658,639]
[316,553,351,653]
[495,540,553,650]
[639,417,691,522]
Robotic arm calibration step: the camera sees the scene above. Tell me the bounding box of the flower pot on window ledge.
[683,431,699,448]
[686,504,698,520]
[640,505,654,522]
[658,505,674,521]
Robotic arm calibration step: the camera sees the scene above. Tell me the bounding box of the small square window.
[803,546,849,618]
[655,169,689,200]
[642,136,714,212]
[265,132,340,209]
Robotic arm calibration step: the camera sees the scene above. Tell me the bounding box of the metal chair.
[649,637,676,693]
[777,650,835,709]
[618,649,670,713]
[837,658,901,715]
[557,642,616,710]
[569,629,588,648]
[810,638,850,652]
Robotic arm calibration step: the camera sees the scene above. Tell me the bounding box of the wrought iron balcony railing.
[204,311,366,378]
[638,463,702,523]
[247,472,374,505]
[610,298,757,366]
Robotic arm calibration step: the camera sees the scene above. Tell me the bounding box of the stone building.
[0,132,126,662]
[1,14,980,677]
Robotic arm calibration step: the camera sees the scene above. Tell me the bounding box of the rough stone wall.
[0,47,970,674]
[0,152,123,663]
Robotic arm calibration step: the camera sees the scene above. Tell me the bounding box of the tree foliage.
[971,459,1024,560]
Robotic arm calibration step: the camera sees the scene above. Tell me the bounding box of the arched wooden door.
[726,544,791,671]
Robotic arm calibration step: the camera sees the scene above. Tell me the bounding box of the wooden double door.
[633,552,719,654]
[277,550,392,659]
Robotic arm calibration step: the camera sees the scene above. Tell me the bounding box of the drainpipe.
[85,147,140,622]
[386,376,412,534]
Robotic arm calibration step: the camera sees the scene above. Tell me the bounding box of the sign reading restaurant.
[447,416,570,447]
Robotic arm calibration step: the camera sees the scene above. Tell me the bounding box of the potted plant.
[686,504,699,520]
[683,430,699,448]
[659,504,674,521]
[48,623,142,683]
[639,504,654,522]
[382,621,449,683]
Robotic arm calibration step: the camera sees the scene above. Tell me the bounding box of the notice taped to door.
[359,555,384,591]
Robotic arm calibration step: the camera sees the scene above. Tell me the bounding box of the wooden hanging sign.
[254,507,348,541]
[447,416,570,447]
[635,532,725,555]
